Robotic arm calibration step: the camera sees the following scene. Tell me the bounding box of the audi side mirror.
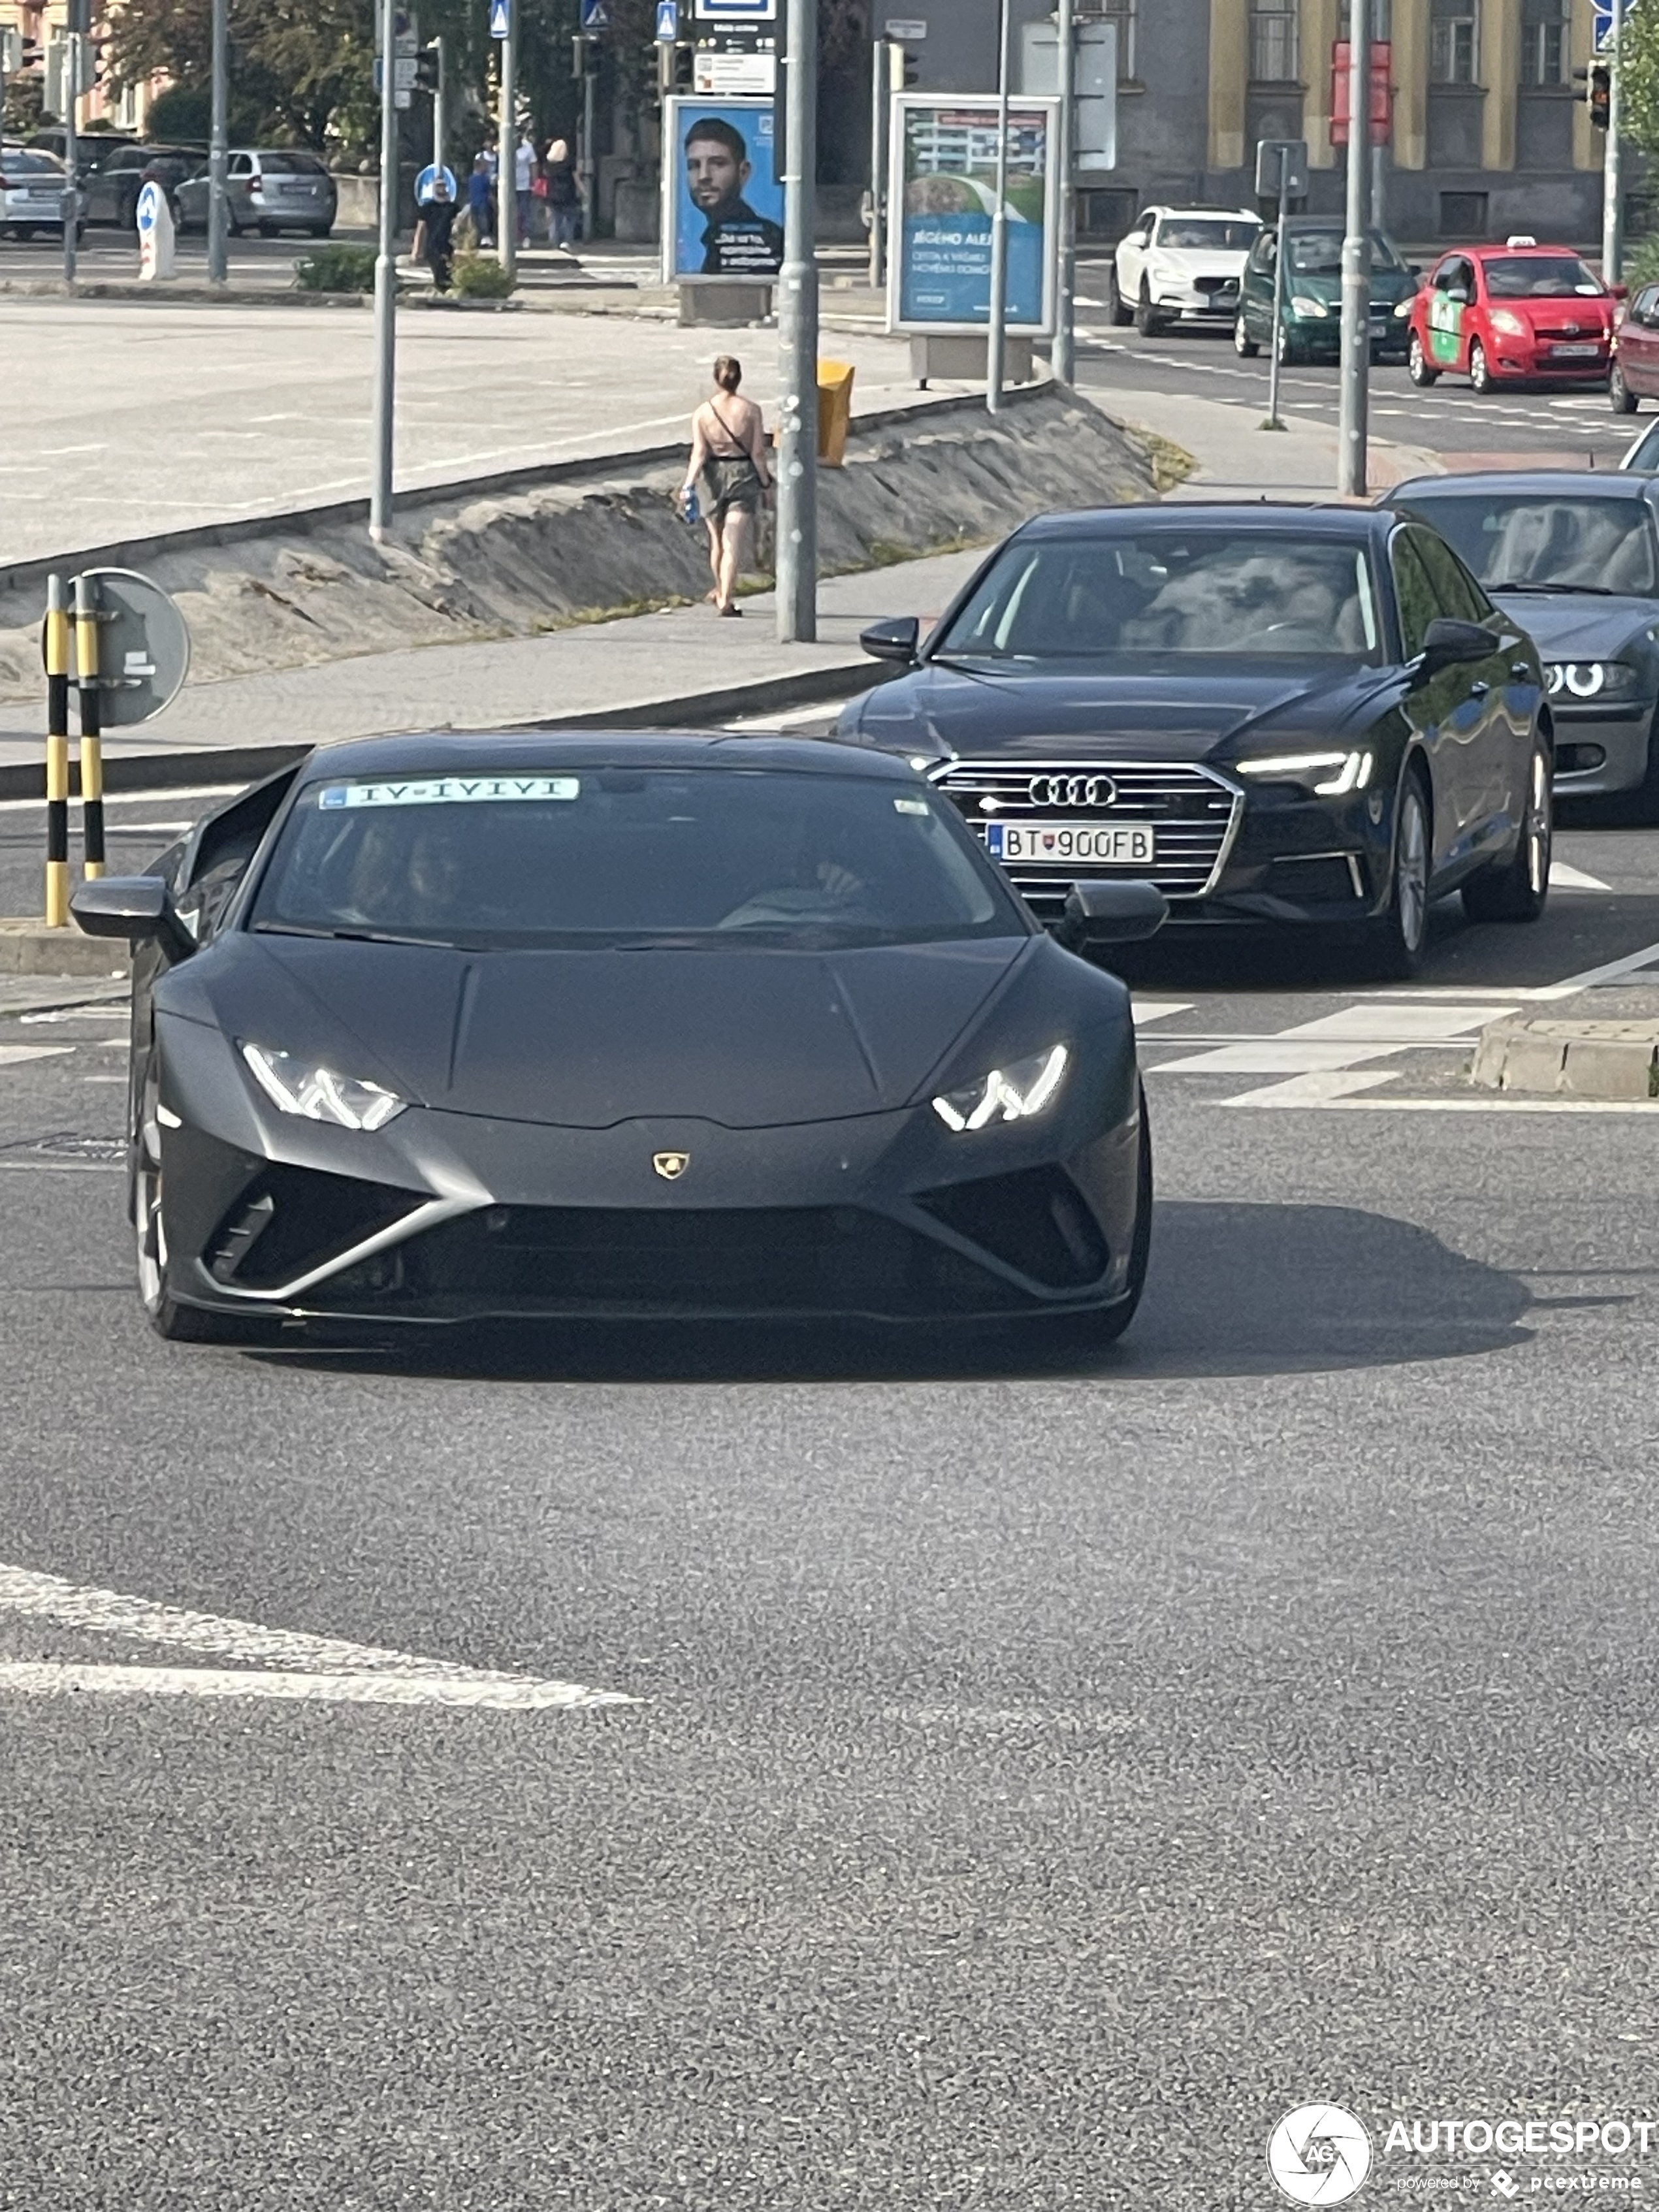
[71,876,195,963]
[860,616,920,665]
[1059,880,1168,949]
[1418,617,1492,673]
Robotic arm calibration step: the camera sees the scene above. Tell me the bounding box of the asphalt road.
[1072,306,1651,471]
[2,784,1659,2205]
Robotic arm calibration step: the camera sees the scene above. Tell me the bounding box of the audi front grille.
[931,758,1242,920]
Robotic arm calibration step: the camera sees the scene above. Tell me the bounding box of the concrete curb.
[0,922,131,978]
[1472,1016,1659,1101]
[0,655,879,803]
[0,379,1053,602]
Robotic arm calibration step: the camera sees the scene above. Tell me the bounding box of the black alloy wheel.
[1362,769,1432,980]
[132,1140,231,1342]
[1462,733,1552,923]
[1611,361,1639,414]
[1106,266,1133,326]
[1408,330,1439,386]
[1233,312,1259,358]
[1134,280,1164,338]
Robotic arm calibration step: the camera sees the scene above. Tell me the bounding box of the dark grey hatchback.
[839,503,1553,976]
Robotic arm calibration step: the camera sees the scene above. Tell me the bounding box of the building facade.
[0,1,160,136]
[899,0,1618,246]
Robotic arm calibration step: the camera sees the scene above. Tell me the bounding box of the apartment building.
[0,1,159,136]
[901,0,1617,244]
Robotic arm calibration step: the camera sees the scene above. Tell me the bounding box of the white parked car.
[1108,205,1263,336]
[0,143,79,241]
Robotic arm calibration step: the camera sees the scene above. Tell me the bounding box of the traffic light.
[890,42,920,89]
[1590,61,1611,131]
[415,41,441,93]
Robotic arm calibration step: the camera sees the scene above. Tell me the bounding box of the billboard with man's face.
[664,97,785,281]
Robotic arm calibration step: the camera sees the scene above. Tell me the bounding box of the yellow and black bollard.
[44,573,71,927]
[74,571,105,880]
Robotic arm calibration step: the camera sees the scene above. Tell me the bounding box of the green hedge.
[294,244,378,293]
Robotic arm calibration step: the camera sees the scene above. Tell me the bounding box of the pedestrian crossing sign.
[656,0,679,37]
[581,0,611,26]
[489,0,510,35]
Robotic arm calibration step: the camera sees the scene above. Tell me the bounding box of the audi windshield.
[933,531,1384,665]
[249,768,1027,952]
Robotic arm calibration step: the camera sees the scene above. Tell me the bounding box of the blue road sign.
[135,179,162,231]
[656,0,678,37]
[415,163,458,203]
[1594,0,1635,49]
[580,0,611,27]
[489,0,510,37]
[692,0,777,16]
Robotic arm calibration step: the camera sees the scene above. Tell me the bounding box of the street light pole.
[1604,0,1624,286]
[61,5,81,285]
[207,0,229,286]
[985,0,1012,413]
[369,0,398,541]
[1052,0,1076,385]
[498,10,517,283]
[776,0,819,644]
[1336,0,1371,498]
[867,37,887,291]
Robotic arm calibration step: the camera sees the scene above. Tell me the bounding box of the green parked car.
[1234,220,1421,364]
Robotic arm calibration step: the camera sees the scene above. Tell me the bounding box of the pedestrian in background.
[515,131,538,248]
[468,151,494,248]
[412,174,458,294]
[543,138,579,251]
[681,355,772,618]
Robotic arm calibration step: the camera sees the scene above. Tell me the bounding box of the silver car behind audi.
[176,148,336,238]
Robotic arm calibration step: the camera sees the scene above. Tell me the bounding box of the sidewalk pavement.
[0,548,985,784]
[1095,383,1443,497]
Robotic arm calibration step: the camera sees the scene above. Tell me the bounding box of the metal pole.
[370,0,398,541]
[61,32,78,284]
[775,0,819,644]
[433,37,445,177]
[581,58,597,244]
[1604,1,1624,286]
[74,573,104,882]
[1371,141,1386,236]
[986,0,1012,413]
[208,0,229,285]
[44,576,70,929]
[1053,0,1076,385]
[867,39,886,290]
[499,13,517,280]
[1265,148,1289,430]
[1337,0,1370,496]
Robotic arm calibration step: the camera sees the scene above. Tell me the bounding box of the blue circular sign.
[135,179,163,231]
[415,163,458,204]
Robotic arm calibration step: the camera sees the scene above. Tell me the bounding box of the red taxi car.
[1407,238,1618,394]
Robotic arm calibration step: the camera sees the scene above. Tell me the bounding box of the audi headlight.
[1236,748,1374,795]
[1393,298,1413,319]
[932,1045,1068,1133]
[1543,661,1638,699]
[241,1043,407,1130]
[1289,295,1329,319]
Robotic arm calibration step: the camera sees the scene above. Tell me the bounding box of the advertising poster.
[888,95,1059,336]
[664,96,784,281]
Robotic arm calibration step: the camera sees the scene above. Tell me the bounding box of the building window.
[1250,0,1300,83]
[1440,189,1489,233]
[1520,0,1568,85]
[1079,0,1136,81]
[1430,0,1479,84]
[1339,0,1391,33]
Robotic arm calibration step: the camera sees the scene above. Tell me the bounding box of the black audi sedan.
[1387,470,1659,817]
[841,503,1553,974]
[71,733,1165,1347]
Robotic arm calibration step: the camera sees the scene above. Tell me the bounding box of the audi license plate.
[1552,342,1600,359]
[984,822,1155,866]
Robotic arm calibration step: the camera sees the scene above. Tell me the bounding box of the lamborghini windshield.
[250,767,1022,950]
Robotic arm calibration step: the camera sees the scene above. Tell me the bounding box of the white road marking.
[1223,1068,1404,1106]
[0,1562,634,1710]
[1151,1038,1404,1074]
[0,784,240,818]
[1246,1095,1659,1115]
[1131,999,1193,1023]
[0,1663,622,1710]
[0,1046,72,1067]
[1551,861,1612,891]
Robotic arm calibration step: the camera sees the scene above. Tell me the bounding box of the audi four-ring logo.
[1027,774,1118,809]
